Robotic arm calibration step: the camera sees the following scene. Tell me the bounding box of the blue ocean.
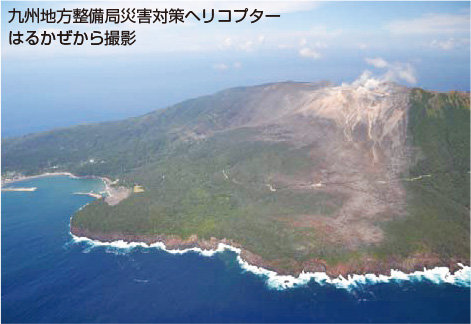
[2,176,470,323]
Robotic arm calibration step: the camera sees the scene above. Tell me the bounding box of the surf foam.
[71,234,471,291]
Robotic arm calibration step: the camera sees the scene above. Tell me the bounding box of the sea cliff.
[70,225,469,278]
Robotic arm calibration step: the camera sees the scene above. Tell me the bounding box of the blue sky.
[2,1,470,136]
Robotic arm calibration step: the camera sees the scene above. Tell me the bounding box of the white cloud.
[277,44,290,49]
[277,25,342,50]
[392,63,417,84]
[429,37,470,51]
[314,41,328,49]
[305,25,343,39]
[365,57,389,69]
[218,33,266,52]
[217,25,340,55]
[222,37,232,47]
[240,40,255,52]
[297,38,326,59]
[213,63,229,71]
[212,62,242,71]
[299,47,321,59]
[430,38,455,50]
[386,13,470,35]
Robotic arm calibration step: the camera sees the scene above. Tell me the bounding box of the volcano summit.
[3,81,469,276]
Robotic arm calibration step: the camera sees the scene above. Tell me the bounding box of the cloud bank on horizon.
[1,1,470,136]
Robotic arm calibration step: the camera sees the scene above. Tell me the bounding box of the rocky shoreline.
[70,226,468,278]
[6,172,467,278]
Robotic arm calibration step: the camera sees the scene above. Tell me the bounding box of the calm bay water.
[2,176,470,323]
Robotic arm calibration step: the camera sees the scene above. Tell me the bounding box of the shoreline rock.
[6,172,468,278]
[70,226,469,278]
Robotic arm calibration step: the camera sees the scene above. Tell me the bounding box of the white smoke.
[342,58,417,92]
[363,57,418,85]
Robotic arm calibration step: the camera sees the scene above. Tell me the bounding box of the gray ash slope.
[3,81,469,275]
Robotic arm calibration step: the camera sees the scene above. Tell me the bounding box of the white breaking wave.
[71,234,471,291]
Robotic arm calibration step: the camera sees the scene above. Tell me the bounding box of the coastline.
[69,230,471,290]
[5,173,470,290]
[70,225,471,288]
[2,172,119,201]
[1,172,114,189]
[2,172,79,186]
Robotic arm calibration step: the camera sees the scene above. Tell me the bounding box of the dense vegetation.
[374,90,470,260]
[73,129,349,265]
[3,84,469,271]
